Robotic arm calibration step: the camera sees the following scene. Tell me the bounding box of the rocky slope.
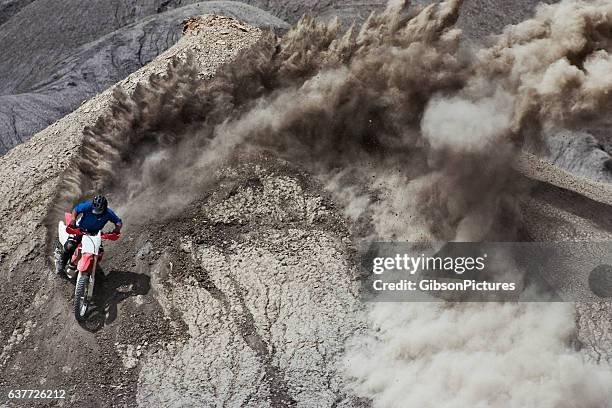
[1,0,591,157]
[0,1,287,154]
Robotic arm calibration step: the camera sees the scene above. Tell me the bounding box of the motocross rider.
[59,195,122,273]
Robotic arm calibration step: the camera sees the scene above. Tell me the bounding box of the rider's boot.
[55,236,79,277]
[65,261,78,279]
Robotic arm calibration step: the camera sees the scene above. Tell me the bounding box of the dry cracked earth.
[1,9,612,408]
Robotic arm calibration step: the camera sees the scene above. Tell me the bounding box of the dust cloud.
[45,0,612,405]
[345,302,612,408]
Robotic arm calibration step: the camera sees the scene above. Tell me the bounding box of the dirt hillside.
[0,16,365,407]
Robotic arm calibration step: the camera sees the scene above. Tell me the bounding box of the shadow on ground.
[78,268,150,332]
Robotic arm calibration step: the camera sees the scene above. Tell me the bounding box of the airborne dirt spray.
[46,0,612,405]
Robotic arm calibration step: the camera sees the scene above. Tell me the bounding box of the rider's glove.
[69,219,77,228]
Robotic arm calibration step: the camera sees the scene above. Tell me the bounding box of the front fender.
[70,245,81,265]
[77,253,94,273]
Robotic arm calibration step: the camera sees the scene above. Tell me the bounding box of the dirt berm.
[0,13,611,408]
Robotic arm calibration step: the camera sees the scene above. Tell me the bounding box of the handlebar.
[65,226,83,235]
[65,225,120,241]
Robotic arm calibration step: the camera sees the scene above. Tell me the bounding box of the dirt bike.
[55,213,119,321]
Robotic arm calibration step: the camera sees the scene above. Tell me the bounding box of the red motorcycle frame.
[58,213,119,321]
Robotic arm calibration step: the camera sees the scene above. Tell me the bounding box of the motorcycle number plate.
[81,233,102,255]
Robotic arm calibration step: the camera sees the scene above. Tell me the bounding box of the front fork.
[87,256,98,300]
[75,256,97,301]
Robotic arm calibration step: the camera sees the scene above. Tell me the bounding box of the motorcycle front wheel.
[74,274,90,321]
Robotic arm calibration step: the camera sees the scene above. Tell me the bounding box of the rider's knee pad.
[64,237,79,254]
